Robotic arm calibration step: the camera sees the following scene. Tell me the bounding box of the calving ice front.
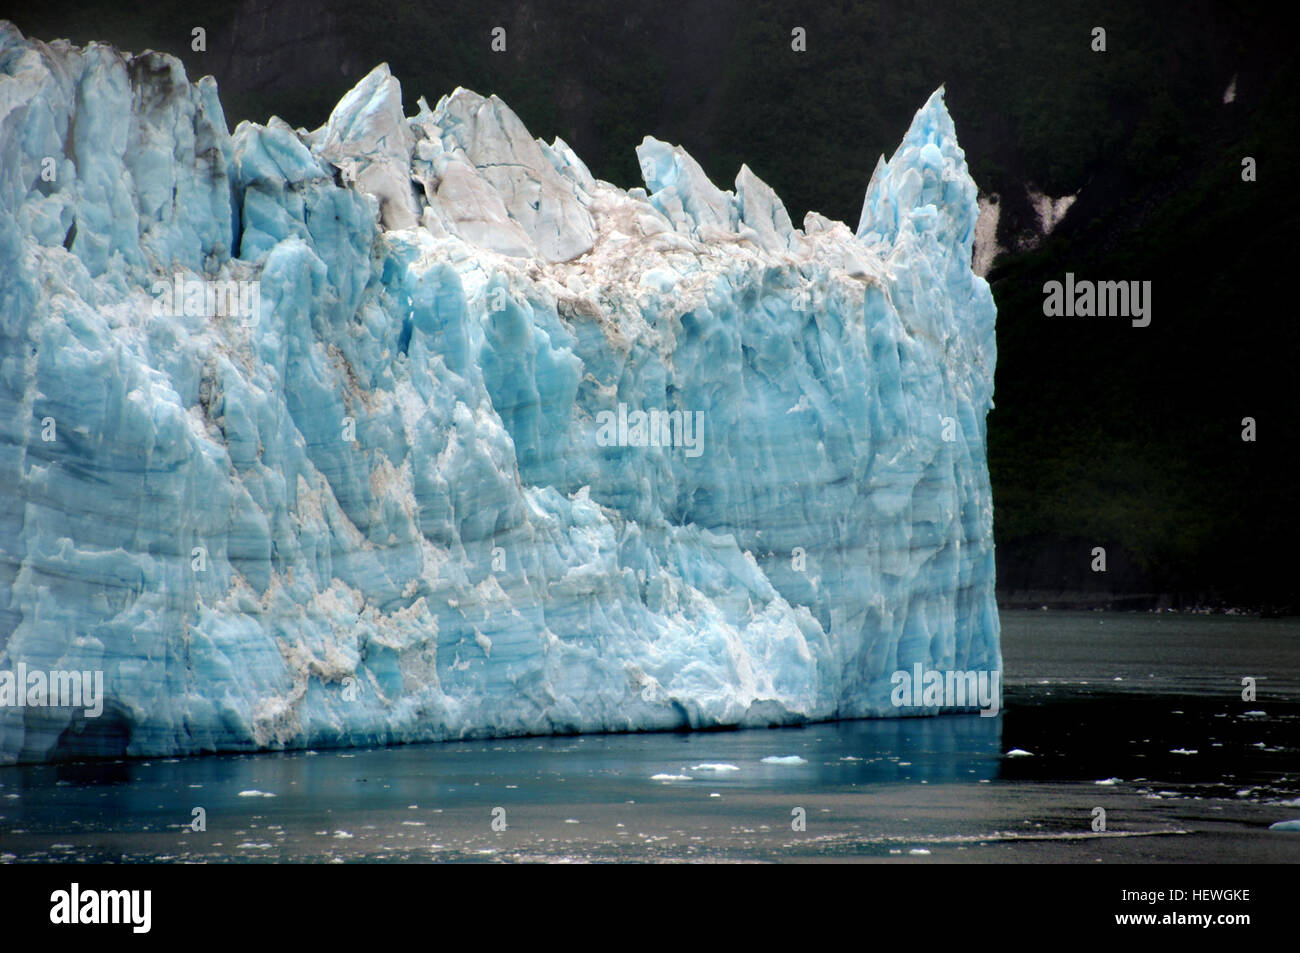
[0,24,999,762]
[49,883,151,933]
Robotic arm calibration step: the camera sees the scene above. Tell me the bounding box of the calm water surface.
[1,611,1297,862]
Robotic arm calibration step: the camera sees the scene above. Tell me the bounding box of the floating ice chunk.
[761,755,807,765]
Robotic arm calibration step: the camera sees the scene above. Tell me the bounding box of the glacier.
[0,23,998,764]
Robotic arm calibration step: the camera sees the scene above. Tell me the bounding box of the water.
[1,611,1298,863]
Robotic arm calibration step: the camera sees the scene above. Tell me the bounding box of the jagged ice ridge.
[0,23,998,763]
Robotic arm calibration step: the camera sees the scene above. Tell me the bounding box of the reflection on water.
[3,713,1003,836]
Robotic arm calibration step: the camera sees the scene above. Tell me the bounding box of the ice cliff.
[0,23,998,763]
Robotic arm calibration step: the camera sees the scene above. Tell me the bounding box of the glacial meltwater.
[1,611,1297,863]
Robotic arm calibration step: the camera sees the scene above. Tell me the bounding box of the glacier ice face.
[0,23,999,764]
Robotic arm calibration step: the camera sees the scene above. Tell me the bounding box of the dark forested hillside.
[6,0,1296,608]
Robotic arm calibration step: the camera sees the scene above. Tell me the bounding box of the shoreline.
[997,595,1294,616]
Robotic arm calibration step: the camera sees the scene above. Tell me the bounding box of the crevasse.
[0,23,998,763]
